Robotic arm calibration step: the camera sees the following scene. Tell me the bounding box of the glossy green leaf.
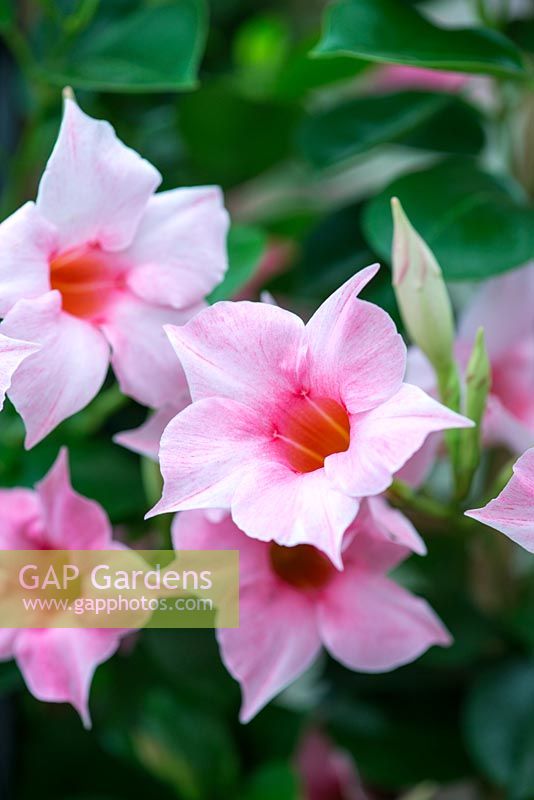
[298,91,484,168]
[180,83,299,185]
[272,36,369,101]
[39,1,208,92]
[464,661,534,798]
[209,225,267,302]
[362,159,534,280]
[315,0,527,78]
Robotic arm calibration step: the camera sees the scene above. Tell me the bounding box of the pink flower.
[0,96,229,447]
[0,333,40,409]
[173,500,450,722]
[466,447,534,553]
[409,262,534,457]
[0,448,126,727]
[149,265,471,565]
[295,727,368,800]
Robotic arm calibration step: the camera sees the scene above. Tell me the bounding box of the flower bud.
[391,197,455,377]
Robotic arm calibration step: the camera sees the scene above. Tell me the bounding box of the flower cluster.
[0,94,532,730]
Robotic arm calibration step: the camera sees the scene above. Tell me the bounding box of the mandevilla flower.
[148,264,471,565]
[173,500,450,722]
[0,449,128,727]
[0,94,229,447]
[466,448,534,552]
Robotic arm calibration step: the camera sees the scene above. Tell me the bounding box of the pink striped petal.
[0,292,109,448]
[125,187,229,309]
[36,448,113,550]
[14,628,121,728]
[36,98,160,252]
[0,202,55,315]
[466,448,534,552]
[306,265,406,413]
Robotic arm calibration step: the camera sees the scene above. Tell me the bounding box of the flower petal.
[148,397,271,517]
[325,384,473,497]
[343,500,417,573]
[0,332,41,410]
[483,394,534,454]
[317,566,451,672]
[125,187,229,309]
[366,496,426,556]
[305,265,406,413]
[172,510,273,580]
[173,508,321,722]
[218,586,321,722]
[0,489,42,549]
[0,292,109,448]
[114,400,188,461]
[164,301,306,408]
[466,448,534,552]
[459,261,534,360]
[0,202,56,315]
[101,294,194,408]
[36,98,160,252]
[36,448,112,549]
[13,628,121,728]
[0,630,17,660]
[232,462,360,567]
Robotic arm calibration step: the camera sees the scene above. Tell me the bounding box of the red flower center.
[269,543,335,590]
[50,245,124,320]
[274,394,350,473]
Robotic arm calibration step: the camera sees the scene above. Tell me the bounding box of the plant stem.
[388,480,454,521]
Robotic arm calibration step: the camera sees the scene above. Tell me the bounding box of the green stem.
[388,480,455,521]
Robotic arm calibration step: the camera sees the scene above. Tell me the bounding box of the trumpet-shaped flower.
[0,449,126,727]
[149,265,471,564]
[0,96,229,447]
[466,448,534,552]
[173,500,450,722]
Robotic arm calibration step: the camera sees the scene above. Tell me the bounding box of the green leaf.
[272,35,369,101]
[243,762,299,800]
[298,91,484,168]
[209,225,267,302]
[0,0,13,29]
[362,159,534,280]
[39,1,208,92]
[131,690,240,800]
[464,661,534,799]
[180,83,300,185]
[315,0,527,79]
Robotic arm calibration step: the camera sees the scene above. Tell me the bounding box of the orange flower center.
[270,543,335,590]
[50,245,124,319]
[274,395,350,473]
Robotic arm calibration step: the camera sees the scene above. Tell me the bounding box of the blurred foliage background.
[1,0,534,798]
